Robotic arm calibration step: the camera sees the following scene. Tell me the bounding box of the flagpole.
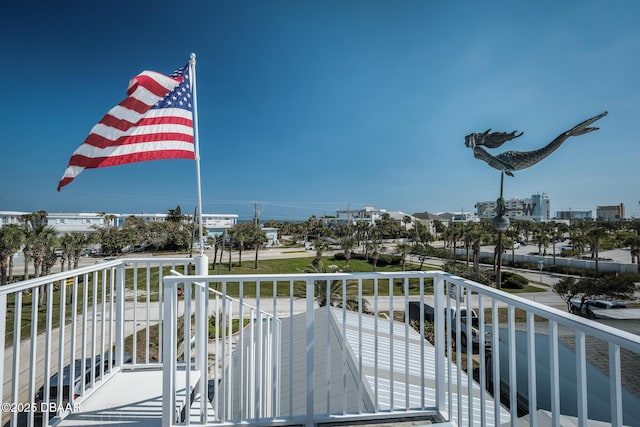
[189,53,205,258]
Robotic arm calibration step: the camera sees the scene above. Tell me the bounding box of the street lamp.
[492,177,510,289]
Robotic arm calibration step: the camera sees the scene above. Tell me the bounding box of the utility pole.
[348,201,352,235]
[253,201,261,269]
[253,201,259,228]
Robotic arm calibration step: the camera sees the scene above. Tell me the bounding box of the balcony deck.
[2,257,639,427]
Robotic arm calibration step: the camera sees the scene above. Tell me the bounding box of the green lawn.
[205,257,438,298]
[4,255,546,345]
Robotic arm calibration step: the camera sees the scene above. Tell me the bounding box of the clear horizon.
[2,1,639,221]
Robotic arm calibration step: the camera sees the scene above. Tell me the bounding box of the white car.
[192,242,212,249]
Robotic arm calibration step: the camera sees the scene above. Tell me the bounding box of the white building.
[0,211,116,233]
[435,211,479,223]
[0,211,238,236]
[475,193,550,221]
[123,213,239,236]
[323,206,418,228]
[330,205,385,226]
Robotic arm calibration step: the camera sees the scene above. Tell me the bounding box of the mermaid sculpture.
[465,111,608,176]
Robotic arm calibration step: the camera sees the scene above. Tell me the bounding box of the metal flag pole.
[189,52,205,258]
[188,53,209,425]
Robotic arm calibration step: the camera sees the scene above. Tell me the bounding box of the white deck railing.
[2,259,640,427]
[162,269,281,425]
[161,270,640,427]
[0,257,193,427]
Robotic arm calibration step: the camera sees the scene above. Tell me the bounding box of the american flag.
[57,63,195,191]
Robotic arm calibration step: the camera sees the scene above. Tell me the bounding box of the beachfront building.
[436,211,479,223]
[0,211,116,233]
[262,227,280,246]
[597,204,626,221]
[333,205,385,226]
[412,211,447,237]
[0,210,238,235]
[475,193,550,222]
[322,206,419,231]
[555,210,593,221]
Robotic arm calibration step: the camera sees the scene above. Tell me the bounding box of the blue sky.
[1,1,639,221]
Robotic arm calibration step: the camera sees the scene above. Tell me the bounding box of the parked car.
[192,242,212,249]
[448,307,491,351]
[34,352,131,417]
[403,302,490,352]
[570,299,627,316]
[404,301,435,323]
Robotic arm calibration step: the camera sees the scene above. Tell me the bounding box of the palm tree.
[463,224,473,266]
[41,236,60,277]
[339,237,356,268]
[432,220,446,240]
[250,227,267,269]
[312,239,331,269]
[402,216,412,233]
[228,223,250,267]
[505,226,519,264]
[59,233,72,272]
[395,242,411,271]
[304,263,369,312]
[368,239,382,271]
[468,224,487,275]
[625,234,640,273]
[411,242,430,270]
[32,225,58,278]
[69,231,93,269]
[19,211,48,279]
[533,223,550,256]
[446,223,464,261]
[20,223,57,306]
[354,221,371,252]
[0,224,24,285]
[549,222,568,265]
[587,225,608,273]
[569,220,589,258]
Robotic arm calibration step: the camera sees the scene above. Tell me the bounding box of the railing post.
[434,273,446,417]
[163,276,178,427]
[305,278,315,427]
[194,255,208,422]
[0,293,5,427]
[115,264,125,366]
[609,343,623,426]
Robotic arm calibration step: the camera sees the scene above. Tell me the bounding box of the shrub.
[333,252,346,261]
[501,271,528,289]
[375,254,401,267]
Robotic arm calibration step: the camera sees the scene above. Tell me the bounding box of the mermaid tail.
[469,112,607,175]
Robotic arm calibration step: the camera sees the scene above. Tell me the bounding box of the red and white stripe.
[57,70,195,191]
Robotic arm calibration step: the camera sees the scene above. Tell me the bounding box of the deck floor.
[57,369,200,427]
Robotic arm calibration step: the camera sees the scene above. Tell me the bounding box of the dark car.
[404,301,435,323]
[34,352,131,417]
